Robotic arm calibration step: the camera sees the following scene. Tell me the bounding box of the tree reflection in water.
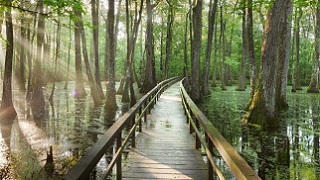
[0,81,138,179]
[198,86,320,179]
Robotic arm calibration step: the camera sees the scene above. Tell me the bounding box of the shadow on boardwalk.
[123,82,208,180]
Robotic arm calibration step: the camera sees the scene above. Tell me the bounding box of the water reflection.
[198,86,320,179]
[0,81,140,178]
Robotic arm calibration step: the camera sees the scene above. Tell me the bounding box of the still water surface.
[198,86,320,179]
[0,81,138,179]
[1,82,319,179]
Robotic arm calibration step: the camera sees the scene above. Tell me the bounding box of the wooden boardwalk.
[123,82,208,180]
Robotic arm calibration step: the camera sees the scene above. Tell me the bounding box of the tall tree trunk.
[105,0,118,112]
[276,0,293,109]
[247,0,257,96]
[183,11,190,82]
[123,0,143,106]
[160,16,164,73]
[122,0,131,103]
[212,19,218,87]
[183,10,189,79]
[64,18,72,89]
[242,0,288,129]
[295,10,303,90]
[26,12,35,101]
[237,0,247,91]
[73,8,87,98]
[226,23,235,86]
[116,0,127,96]
[140,0,157,93]
[0,3,17,120]
[307,2,320,93]
[92,0,105,99]
[18,3,26,92]
[30,1,46,117]
[76,10,102,105]
[165,3,174,80]
[203,0,218,95]
[220,6,227,91]
[49,19,61,103]
[190,0,202,102]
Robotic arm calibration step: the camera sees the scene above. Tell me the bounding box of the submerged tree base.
[242,91,279,130]
[306,87,319,93]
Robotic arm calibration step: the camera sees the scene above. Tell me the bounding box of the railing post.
[116,133,122,180]
[190,112,194,134]
[207,134,213,179]
[148,97,152,114]
[195,119,201,149]
[144,102,147,122]
[151,94,155,109]
[139,107,143,132]
[131,116,136,148]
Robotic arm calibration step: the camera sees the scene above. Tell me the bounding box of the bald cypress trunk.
[73,8,87,98]
[203,0,218,95]
[191,0,202,102]
[140,0,157,93]
[247,0,257,96]
[0,3,17,120]
[92,0,105,100]
[105,0,118,113]
[276,0,293,109]
[243,0,288,129]
[30,1,46,119]
[237,0,247,91]
[307,1,320,93]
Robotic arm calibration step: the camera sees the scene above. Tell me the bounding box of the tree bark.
[140,0,157,93]
[247,0,256,96]
[129,0,144,106]
[294,10,303,90]
[105,0,118,113]
[276,0,293,109]
[203,0,218,95]
[237,0,247,91]
[243,0,287,129]
[165,2,174,80]
[220,6,227,91]
[0,3,17,120]
[92,0,105,99]
[49,19,61,103]
[121,0,131,102]
[30,1,46,118]
[64,18,72,89]
[18,4,26,92]
[212,19,218,87]
[73,8,87,98]
[190,0,202,102]
[307,1,320,93]
[76,9,102,106]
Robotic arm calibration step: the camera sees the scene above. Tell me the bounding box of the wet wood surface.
[123,82,208,179]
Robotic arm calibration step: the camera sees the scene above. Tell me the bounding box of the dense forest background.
[0,0,319,128]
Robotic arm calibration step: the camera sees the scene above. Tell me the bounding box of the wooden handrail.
[63,76,182,180]
[180,78,261,180]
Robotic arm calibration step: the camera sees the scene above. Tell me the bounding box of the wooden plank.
[123,82,208,180]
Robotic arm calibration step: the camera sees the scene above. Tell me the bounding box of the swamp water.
[0,81,139,179]
[198,86,320,180]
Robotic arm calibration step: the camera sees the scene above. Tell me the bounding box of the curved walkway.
[123,82,208,179]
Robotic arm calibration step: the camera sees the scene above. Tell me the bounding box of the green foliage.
[44,0,84,16]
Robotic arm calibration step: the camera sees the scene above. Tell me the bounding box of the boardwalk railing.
[63,76,182,180]
[180,78,261,180]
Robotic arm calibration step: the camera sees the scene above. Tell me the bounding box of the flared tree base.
[242,92,279,130]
